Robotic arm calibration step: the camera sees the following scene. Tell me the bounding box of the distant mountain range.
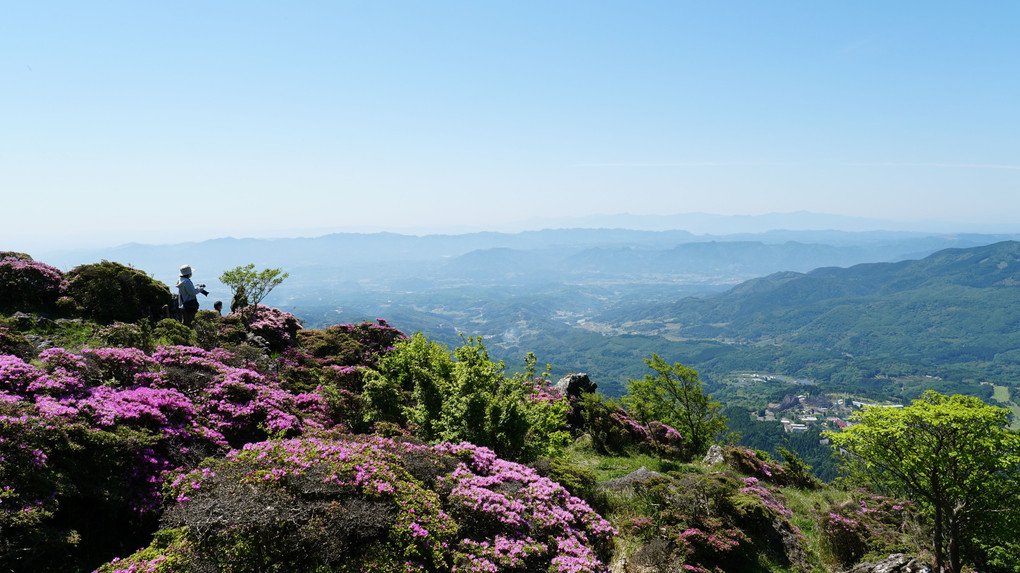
[37,228,1020,304]
[514,211,1020,235]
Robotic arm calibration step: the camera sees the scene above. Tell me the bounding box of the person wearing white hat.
[176,264,207,327]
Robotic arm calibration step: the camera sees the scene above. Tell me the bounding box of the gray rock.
[702,444,725,466]
[35,316,56,329]
[11,311,33,330]
[622,538,683,573]
[598,466,661,491]
[846,554,932,573]
[24,334,52,351]
[246,333,270,350]
[554,373,597,399]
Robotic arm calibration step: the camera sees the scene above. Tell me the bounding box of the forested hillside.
[592,241,1020,384]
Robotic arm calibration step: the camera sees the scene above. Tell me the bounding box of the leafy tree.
[624,354,727,459]
[218,264,289,309]
[828,391,1020,573]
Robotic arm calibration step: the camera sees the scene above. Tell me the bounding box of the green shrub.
[91,320,152,351]
[192,311,246,350]
[152,318,196,348]
[361,369,406,427]
[379,332,453,442]
[59,261,170,324]
[532,457,609,516]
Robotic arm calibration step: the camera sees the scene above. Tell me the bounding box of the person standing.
[176,264,207,327]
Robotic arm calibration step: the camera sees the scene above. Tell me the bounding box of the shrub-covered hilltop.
[2,252,1018,573]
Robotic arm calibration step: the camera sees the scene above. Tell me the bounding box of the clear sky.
[3,1,1019,252]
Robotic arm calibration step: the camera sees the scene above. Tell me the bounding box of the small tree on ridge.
[219,264,289,309]
[624,354,727,459]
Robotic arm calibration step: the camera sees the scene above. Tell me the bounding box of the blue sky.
[3,2,1019,251]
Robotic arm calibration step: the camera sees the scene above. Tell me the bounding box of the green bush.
[59,261,170,324]
[91,321,152,351]
[152,318,196,348]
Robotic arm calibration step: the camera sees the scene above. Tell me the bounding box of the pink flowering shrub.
[39,347,87,373]
[437,441,615,572]
[817,492,919,567]
[81,347,157,385]
[722,447,791,486]
[0,395,63,562]
[0,341,320,571]
[239,304,302,352]
[0,385,168,571]
[0,255,65,313]
[629,471,805,572]
[576,393,687,459]
[0,354,49,395]
[647,420,686,458]
[200,366,303,447]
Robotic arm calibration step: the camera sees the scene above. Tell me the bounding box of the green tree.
[624,354,727,459]
[828,391,1020,573]
[218,264,289,308]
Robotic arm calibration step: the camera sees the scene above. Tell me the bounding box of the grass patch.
[984,384,1019,430]
[992,384,1010,403]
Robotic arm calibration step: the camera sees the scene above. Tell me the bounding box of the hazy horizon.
[11,210,1020,257]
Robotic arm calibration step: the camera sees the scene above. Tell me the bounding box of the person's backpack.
[170,294,183,321]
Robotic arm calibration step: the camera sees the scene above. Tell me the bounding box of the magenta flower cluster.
[147,437,615,572]
[436,441,615,572]
[81,347,157,385]
[0,255,66,312]
[240,304,302,349]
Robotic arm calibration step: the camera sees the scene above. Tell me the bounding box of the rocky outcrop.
[556,373,599,432]
[846,554,932,573]
[701,444,725,465]
[554,372,597,399]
